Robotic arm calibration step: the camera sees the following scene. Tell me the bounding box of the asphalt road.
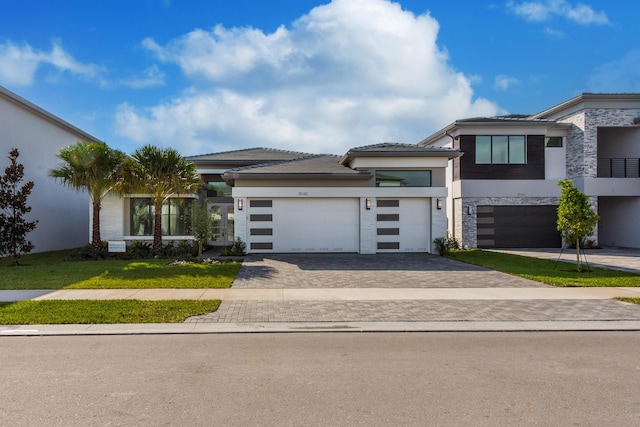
[1,332,639,426]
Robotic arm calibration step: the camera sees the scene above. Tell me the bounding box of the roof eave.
[0,86,101,142]
[419,120,572,146]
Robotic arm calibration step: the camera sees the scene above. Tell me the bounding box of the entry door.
[208,203,235,245]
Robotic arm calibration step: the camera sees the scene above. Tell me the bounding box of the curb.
[2,320,640,336]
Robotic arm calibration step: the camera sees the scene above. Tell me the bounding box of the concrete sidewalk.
[2,287,640,302]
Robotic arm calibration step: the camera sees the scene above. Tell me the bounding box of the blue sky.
[1,0,638,155]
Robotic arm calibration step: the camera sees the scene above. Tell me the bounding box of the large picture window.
[130,198,193,236]
[476,135,526,164]
[375,170,431,187]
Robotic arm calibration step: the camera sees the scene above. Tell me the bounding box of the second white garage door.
[248,198,360,253]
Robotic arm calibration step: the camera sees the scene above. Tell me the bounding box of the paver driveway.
[187,253,640,324]
[231,253,548,289]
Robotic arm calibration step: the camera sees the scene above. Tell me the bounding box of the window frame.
[129,197,194,237]
[374,170,432,187]
[475,135,527,165]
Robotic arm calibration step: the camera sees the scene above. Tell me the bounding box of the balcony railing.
[597,158,640,178]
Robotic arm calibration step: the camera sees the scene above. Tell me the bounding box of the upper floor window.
[545,137,563,147]
[206,181,232,198]
[375,170,431,187]
[476,136,526,164]
[130,197,193,236]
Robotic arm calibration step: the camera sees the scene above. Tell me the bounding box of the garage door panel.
[377,198,430,252]
[249,198,359,253]
[478,205,561,248]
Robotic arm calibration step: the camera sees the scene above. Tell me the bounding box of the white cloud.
[543,27,565,38]
[507,0,609,25]
[120,64,165,89]
[0,40,103,86]
[494,75,521,91]
[117,0,501,155]
[587,51,640,92]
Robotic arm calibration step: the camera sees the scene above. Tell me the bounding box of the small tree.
[557,179,599,272]
[190,202,211,263]
[0,149,38,265]
[123,145,201,251]
[50,141,127,253]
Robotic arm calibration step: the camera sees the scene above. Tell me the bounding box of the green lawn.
[0,300,220,324]
[0,250,241,290]
[447,250,640,287]
[616,298,640,305]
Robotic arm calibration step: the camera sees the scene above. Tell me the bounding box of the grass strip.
[0,299,220,324]
[0,250,241,290]
[616,298,640,305]
[447,250,640,287]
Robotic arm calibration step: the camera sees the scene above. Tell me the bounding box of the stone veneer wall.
[559,108,640,179]
[453,198,463,244]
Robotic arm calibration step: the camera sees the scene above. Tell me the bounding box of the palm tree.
[124,145,201,250]
[50,141,127,253]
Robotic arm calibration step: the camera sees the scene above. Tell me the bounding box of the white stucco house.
[99,144,461,254]
[0,86,100,253]
[420,93,640,249]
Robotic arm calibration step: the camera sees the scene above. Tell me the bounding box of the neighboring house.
[0,86,100,252]
[99,144,461,254]
[419,93,640,249]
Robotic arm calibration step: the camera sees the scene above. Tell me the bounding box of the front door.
[208,203,235,245]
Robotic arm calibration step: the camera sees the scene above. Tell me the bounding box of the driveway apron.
[187,253,640,324]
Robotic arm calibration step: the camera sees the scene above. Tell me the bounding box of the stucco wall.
[0,96,90,252]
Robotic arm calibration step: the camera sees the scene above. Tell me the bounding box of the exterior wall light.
[467,205,472,215]
[365,199,371,210]
[238,199,243,211]
[436,199,443,210]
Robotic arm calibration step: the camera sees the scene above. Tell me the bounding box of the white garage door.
[376,198,430,252]
[247,198,360,253]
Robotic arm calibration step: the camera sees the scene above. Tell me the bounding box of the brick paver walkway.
[185,253,640,324]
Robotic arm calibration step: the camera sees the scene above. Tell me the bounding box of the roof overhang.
[340,148,461,165]
[532,93,640,120]
[222,171,373,185]
[419,120,573,146]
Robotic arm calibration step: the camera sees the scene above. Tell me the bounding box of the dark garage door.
[477,205,561,248]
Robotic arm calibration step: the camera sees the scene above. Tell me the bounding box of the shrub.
[433,233,461,256]
[221,238,246,256]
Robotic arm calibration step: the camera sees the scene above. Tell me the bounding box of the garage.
[477,205,561,248]
[376,198,431,252]
[247,198,360,253]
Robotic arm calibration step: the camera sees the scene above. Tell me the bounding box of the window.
[375,170,431,187]
[475,136,527,164]
[206,181,232,198]
[130,198,193,236]
[545,136,563,147]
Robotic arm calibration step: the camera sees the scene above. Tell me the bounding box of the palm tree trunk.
[91,200,101,253]
[153,199,163,251]
[576,237,582,272]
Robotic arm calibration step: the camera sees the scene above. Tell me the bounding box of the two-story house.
[0,86,100,252]
[99,143,461,254]
[419,93,640,249]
